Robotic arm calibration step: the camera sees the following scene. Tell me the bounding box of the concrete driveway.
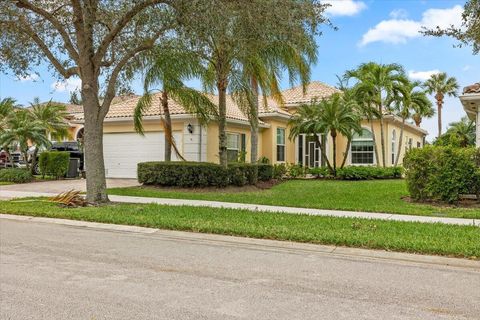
[0,178,139,193]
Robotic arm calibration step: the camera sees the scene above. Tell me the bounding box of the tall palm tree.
[289,93,361,176]
[411,100,435,127]
[389,81,432,166]
[134,48,217,162]
[0,109,50,170]
[423,72,459,137]
[435,117,476,147]
[345,62,408,167]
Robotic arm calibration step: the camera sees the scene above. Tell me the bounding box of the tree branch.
[17,15,78,78]
[15,0,80,62]
[94,0,171,64]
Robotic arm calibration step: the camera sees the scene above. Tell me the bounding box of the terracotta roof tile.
[463,83,480,94]
[281,81,341,106]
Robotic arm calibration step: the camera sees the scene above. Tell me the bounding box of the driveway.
[1,217,479,320]
[0,178,139,194]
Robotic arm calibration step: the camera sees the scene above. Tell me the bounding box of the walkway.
[0,189,477,227]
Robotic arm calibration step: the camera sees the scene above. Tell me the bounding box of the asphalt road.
[1,218,479,320]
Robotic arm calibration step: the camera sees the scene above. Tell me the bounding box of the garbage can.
[67,158,80,178]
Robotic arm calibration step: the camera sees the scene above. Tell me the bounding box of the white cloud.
[462,65,471,71]
[322,0,366,17]
[389,9,408,19]
[360,5,463,46]
[51,77,81,93]
[16,74,39,82]
[408,69,440,81]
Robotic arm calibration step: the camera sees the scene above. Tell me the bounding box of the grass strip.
[1,199,479,259]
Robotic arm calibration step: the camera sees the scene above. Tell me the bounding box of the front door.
[297,135,321,168]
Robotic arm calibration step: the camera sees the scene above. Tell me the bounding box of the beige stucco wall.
[261,118,295,164]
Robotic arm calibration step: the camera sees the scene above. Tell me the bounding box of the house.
[68,81,428,178]
[459,83,480,147]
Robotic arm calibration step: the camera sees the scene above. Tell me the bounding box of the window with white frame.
[227,133,240,162]
[351,128,375,165]
[276,128,286,162]
[391,130,396,165]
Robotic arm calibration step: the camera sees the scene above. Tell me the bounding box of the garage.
[103,131,183,178]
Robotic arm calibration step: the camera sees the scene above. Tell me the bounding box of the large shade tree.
[423,72,459,137]
[0,0,186,203]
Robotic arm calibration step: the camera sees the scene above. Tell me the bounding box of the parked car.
[31,142,84,175]
[0,149,24,169]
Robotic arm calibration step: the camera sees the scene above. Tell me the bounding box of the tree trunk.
[315,134,333,173]
[250,77,259,164]
[436,92,444,137]
[161,91,172,162]
[340,138,351,169]
[82,89,108,203]
[30,147,39,175]
[331,131,337,176]
[394,117,405,167]
[369,121,380,167]
[379,113,386,168]
[217,78,228,167]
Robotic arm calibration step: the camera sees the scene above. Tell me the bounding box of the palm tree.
[134,48,217,162]
[435,117,476,147]
[412,100,435,127]
[289,93,361,176]
[389,81,432,166]
[0,98,16,166]
[345,62,408,167]
[29,98,70,173]
[0,109,50,170]
[423,72,459,137]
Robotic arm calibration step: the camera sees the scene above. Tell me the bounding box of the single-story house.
[68,81,428,178]
[459,83,480,147]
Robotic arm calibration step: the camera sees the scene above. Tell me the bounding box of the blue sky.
[0,0,477,140]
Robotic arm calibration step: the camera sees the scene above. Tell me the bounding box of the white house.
[459,83,480,147]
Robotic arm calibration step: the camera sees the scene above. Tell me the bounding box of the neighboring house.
[459,83,480,147]
[68,81,428,178]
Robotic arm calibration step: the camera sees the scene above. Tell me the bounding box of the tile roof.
[280,81,341,106]
[72,81,339,122]
[463,83,480,94]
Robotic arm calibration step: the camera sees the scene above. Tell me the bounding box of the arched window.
[351,128,375,165]
[391,130,396,165]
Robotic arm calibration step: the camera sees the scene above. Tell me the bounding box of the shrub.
[286,163,307,178]
[307,166,331,178]
[273,163,287,179]
[257,163,273,181]
[39,151,70,179]
[403,146,479,203]
[228,163,257,186]
[138,162,229,188]
[336,166,404,180]
[0,168,33,183]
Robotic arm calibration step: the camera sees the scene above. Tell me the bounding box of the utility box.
[67,158,80,178]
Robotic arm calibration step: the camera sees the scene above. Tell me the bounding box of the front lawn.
[109,179,480,219]
[1,199,479,258]
[0,181,13,185]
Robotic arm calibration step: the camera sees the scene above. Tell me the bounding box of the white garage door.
[103,132,182,178]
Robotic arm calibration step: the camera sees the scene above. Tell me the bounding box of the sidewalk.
[0,190,477,227]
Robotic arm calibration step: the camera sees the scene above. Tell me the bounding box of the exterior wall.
[260,118,295,164]
[206,121,259,163]
[182,120,207,162]
[477,109,480,147]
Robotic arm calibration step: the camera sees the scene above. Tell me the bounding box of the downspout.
[198,125,202,162]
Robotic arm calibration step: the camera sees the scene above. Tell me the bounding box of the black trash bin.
[67,158,80,178]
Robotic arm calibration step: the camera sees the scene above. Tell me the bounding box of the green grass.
[1,199,479,258]
[0,181,14,185]
[108,180,480,219]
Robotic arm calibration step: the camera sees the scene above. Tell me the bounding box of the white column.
[476,108,480,147]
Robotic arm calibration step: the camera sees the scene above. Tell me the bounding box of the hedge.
[137,162,274,188]
[403,146,480,203]
[336,166,404,180]
[0,168,33,183]
[39,151,70,179]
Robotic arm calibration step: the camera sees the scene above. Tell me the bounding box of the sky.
[0,0,477,141]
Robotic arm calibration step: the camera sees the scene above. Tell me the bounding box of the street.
[1,217,479,319]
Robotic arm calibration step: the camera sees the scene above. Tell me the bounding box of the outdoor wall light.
[187,123,194,134]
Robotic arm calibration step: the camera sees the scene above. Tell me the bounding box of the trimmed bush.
[273,163,287,179]
[307,166,330,178]
[336,166,404,180]
[0,168,33,183]
[257,164,273,181]
[39,151,70,179]
[404,146,480,203]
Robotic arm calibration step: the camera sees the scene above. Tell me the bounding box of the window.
[408,138,413,150]
[417,141,421,148]
[391,130,396,165]
[227,133,246,162]
[297,135,303,166]
[351,128,374,165]
[276,128,286,162]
